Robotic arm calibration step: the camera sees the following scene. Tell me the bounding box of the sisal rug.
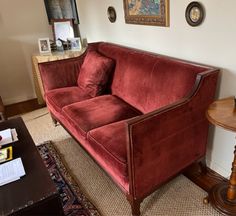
[37,141,100,216]
[22,108,222,215]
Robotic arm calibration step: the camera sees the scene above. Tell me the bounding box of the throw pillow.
[77,51,115,97]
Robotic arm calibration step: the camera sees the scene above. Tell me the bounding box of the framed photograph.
[123,0,169,26]
[44,0,79,24]
[38,38,51,54]
[68,37,82,51]
[107,6,117,23]
[185,2,205,27]
[52,19,74,41]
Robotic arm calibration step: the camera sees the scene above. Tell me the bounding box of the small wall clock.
[56,39,64,51]
[185,2,205,27]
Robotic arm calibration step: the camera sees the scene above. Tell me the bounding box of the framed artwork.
[123,0,169,26]
[38,38,51,54]
[68,38,82,51]
[52,19,74,41]
[44,0,79,24]
[185,2,205,27]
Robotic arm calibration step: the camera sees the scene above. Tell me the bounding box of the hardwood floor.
[5,98,44,118]
[184,162,227,192]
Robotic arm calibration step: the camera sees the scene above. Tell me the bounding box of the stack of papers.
[0,128,18,146]
[0,158,25,186]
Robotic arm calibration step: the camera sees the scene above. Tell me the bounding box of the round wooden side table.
[206,97,236,215]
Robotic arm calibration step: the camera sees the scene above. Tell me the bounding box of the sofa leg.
[131,202,140,216]
[50,114,58,127]
[128,198,141,216]
[199,156,207,174]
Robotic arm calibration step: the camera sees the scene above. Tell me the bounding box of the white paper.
[0,128,18,146]
[0,129,12,146]
[0,158,25,186]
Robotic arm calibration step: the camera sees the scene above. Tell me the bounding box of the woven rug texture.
[21,108,222,216]
[38,142,100,216]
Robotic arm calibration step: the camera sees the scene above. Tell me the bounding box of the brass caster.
[203,196,209,204]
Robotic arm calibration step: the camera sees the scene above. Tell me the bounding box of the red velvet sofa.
[39,42,219,215]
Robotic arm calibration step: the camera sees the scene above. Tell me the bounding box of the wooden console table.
[0,96,6,122]
[32,49,86,105]
[206,97,236,215]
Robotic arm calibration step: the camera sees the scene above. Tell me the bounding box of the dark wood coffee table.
[0,117,64,215]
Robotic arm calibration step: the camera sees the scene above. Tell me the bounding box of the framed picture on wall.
[38,38,51,54]
[44,0,79,24]
[123,0,169,26]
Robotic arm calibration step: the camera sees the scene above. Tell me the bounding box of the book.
[0,146,13,164]
[0,158,25,186]
[0,128,18,147]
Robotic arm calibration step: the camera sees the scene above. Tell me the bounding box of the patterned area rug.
[37,141,100,216]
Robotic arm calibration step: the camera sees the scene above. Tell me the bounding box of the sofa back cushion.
[77,50,115,97]
[98,43,207,113]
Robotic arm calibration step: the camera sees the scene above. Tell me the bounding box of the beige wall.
[76,0,236,177]
[0,0,52,105]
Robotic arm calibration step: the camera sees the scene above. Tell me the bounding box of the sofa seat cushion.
[45,86,91,113]
[62,95,141,137]
[77,51,115,97]
[87,120,129,181]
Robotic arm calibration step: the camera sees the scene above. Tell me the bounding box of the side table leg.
[227,145,236,200]
[208,144,236,215]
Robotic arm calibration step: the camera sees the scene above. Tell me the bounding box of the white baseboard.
[206,158,230,179]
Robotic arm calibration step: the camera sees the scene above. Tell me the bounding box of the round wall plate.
[107,6,116,23]
[185,2,205,26]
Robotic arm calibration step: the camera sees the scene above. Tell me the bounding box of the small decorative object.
[38,38,51,54]
[50,40,57,51]
[107,6,117,23]
[185,2,205,27]
[52,19,74,41]
[123,0,169,26]
[68,37,82,51]
[44,0,79,24]
[56,39,64,51]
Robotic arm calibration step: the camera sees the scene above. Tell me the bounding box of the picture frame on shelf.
[52,19,74,41]
[68,37,82,51]
[123,0,169,26]
[38,38,51,54]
